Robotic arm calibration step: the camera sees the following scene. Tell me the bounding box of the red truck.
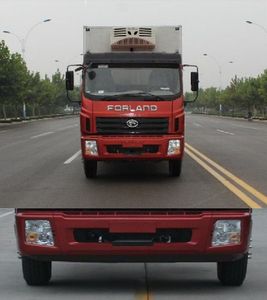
[15,209,251,286]
[66,26,199,178]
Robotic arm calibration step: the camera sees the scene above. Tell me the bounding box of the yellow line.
[185,148,261,208]
[136,292,150,300]
[186,143,267,206]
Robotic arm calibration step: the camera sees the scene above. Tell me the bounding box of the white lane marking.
[216,129,235,136]
[0,211,13,218]
[234,125,258,130]
[193,123,202,127]
[30,131,54,139]
[64,150,81,164]
[57,124,78,131]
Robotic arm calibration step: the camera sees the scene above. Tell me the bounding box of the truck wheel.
[22,257,51,286]
[169,160,182,177]
[217,254,248,286]
[83,159,97,178]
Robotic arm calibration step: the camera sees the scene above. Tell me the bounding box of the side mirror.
[191,72,199,92]
[66,71,74,90]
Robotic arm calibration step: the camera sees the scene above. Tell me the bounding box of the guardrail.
[0,112,79,124]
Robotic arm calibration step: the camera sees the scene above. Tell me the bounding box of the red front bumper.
[81,135,184,160]
[16,210,251,262]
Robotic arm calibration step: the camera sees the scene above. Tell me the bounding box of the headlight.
[25,220,54,246]
[85,140,98,156]
[212,220,241,247]
[167,139,181,155]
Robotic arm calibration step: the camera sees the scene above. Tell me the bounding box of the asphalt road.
[0,114,266,208]
[0,208,266,300]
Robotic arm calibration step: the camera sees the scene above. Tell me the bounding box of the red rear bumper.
[16,210,251,262]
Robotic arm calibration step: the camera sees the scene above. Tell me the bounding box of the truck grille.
[96,117,168,135]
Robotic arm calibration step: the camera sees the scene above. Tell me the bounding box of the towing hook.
[159,235,171,243]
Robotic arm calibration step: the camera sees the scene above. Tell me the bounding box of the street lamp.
[203,53,222,90]
[246,20,267,35]
[3,18,52,118]
[67,53,84,65]
[54,60,60,73]
[54,53,83,72]
[203,54,234,90]
[3,18,52,60]
[203,55,234,114]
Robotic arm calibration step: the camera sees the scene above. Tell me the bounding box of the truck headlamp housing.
[212,220,241,247]
[25,220,54,246]
[85,140,98,156]
[167,139,181,155]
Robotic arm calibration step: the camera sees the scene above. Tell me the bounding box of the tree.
[0,40,28,119]
[0,40,12,119]
[9,52,28,117]
[258,69,267,117]
[189,71,267,118]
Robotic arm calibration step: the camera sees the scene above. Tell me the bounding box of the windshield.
[84,64,181,100]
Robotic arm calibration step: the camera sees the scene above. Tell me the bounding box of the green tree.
[9,52,28,117]
[0,40,28,119]
[258,69,267,117]
[0,40,12,119]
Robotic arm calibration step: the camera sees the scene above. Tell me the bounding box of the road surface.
[0,114,266,208]
[0,208,266,300]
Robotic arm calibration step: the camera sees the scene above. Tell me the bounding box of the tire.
[83,160,97,178]
[22,257,51,286]
[169,160,182,177]
[217,254,248,286]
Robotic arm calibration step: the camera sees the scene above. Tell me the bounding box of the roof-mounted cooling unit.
[111,27,155,51]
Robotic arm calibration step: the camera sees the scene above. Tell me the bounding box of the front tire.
[22,257,51,286]
[84,159,97,178]
[169,160,182,177]
[217,254,248,286]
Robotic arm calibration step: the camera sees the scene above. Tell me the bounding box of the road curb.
[0,114,78,127]
[191,113,267,124]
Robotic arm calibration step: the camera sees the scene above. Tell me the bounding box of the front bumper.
[16,210,251,262]
[81,135,184,160]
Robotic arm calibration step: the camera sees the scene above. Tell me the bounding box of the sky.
[0,0,267,90]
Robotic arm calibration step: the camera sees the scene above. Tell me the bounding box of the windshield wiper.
[95,95,121,100]
[105,91,166,101]
[91,91,169,101]
[131,91,166,100]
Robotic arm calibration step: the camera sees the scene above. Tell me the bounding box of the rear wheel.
[83,159,97,178]
[22,257,51,286]
[169,160,182,177]
[217,254,248,286]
